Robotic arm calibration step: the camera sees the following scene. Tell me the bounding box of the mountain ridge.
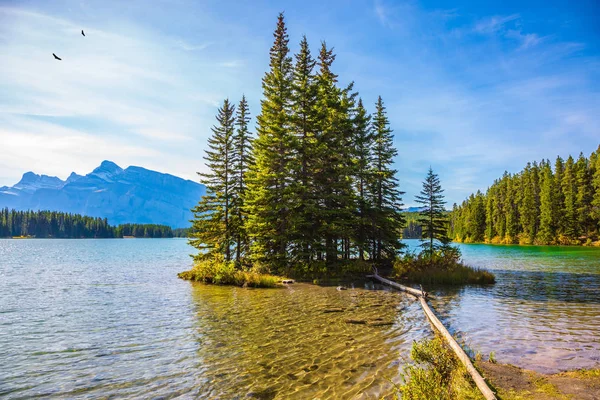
[0,161,205,228]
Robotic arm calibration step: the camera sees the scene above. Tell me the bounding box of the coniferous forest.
[449,147,600,245]
[189,14,405,276]
[0,209,173,238]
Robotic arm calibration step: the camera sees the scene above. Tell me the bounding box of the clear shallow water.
[1,240,599,399]
[0,239,428,399]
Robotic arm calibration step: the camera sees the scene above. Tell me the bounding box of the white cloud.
[0,5,259,186]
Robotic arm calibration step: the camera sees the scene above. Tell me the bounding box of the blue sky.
[0,0,598,207]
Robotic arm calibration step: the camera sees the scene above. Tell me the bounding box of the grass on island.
[178,255,285,288]
[395,336,484,400]
[287,259,374,285]
[393,246,495,285]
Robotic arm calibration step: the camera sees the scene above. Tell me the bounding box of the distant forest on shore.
[0,209,174,238]
[449,147,600,245]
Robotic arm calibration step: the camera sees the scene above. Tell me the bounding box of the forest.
[449,147,600,245]
[188,13,406,276]
[0,209,173,238]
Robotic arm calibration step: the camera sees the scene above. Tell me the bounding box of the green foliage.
[398,337,484,400]
[177,254,282,288]
[190,99,237,262]
[370,96,405,261]
[244,12,295,272]
[450,147,600,245]
[415,167,449,256]
[189,14,407,281]
[393,245,495,285]
[0,208,173,238]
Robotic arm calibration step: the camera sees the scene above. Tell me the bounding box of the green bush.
[393,246,495,285]
[178,254,283,288]
[398,337,484,400]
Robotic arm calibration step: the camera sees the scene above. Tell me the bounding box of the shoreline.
[477,361,600,400]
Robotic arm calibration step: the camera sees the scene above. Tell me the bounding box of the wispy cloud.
[473,14,520,34]
[0,4,263,185]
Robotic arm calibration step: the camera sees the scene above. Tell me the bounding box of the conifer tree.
[519,163,538,243]
[231,95,253,264]
[244,13,294,272]
[190,99,236,262]
[288,35,319,264]
[352,98,373,260]
[562,156,578,239]
[575,153,593,236]
[538,160,556,244]
[415,167,449,257]
[370,96,405,261]
[313,42,355,264]
[592,146,600,229]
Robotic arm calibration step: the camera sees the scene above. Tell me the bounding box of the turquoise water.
[1,239,599,398]
[403,240,600,373]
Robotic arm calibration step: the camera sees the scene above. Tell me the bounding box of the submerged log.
[369,273,497,400]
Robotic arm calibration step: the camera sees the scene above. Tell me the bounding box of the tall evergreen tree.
[231,95,253,264]
[538,160,557,244]
[575,152,593,237]
[313,42,356,264]
[244,13,294,272]
[370,96,405,261]
[190,99,236,262]
[592,146,600,230]
[351,98,374,260]
[288,35,319,264]
[562,156,578,239]
[415,167,449,257]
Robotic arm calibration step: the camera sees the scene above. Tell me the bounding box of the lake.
[1,239,599,399]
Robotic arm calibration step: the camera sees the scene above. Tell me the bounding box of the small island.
[178,15,492,288]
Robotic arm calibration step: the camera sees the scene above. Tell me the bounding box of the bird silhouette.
[52,53,62,60]
[81,30,85,36]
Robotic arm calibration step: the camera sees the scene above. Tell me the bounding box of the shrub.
[178,254,283,288]
[398,337,484,400]
[393,245,495,285]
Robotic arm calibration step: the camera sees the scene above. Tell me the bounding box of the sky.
[0,0,599,207]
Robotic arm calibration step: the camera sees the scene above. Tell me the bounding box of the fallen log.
[369,273,497,400]
[366,274,429,298]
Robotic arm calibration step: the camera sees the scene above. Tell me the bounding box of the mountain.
[404,206,425,213]
[0,161,205,228]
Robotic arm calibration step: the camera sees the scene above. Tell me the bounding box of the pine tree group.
[449,146,600,245]
[190,13,406,275]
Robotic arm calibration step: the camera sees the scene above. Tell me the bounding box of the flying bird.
[81,29,85,36]
[53,53,62,60]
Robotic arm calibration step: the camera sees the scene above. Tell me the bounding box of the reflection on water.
[1,239,599,398]
[189,282,429,399]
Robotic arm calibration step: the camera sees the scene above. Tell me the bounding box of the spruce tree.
[575,153,593,237]
[519,163,538,243]
[370,96,405,262]
[352,98,374,260]
[538,160,556,244]
[244,13,294,272]
[592,146,600,230]
[415,167,449,256]
[313,42,356,264]
[231,95,253,264]
[288,35,319,264]
[190,99,236,262]
[562,156,578,239]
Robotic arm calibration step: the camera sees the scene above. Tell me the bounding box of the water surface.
[404,240,600,373]
[0,239,428,399]
[1,239,599,399]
